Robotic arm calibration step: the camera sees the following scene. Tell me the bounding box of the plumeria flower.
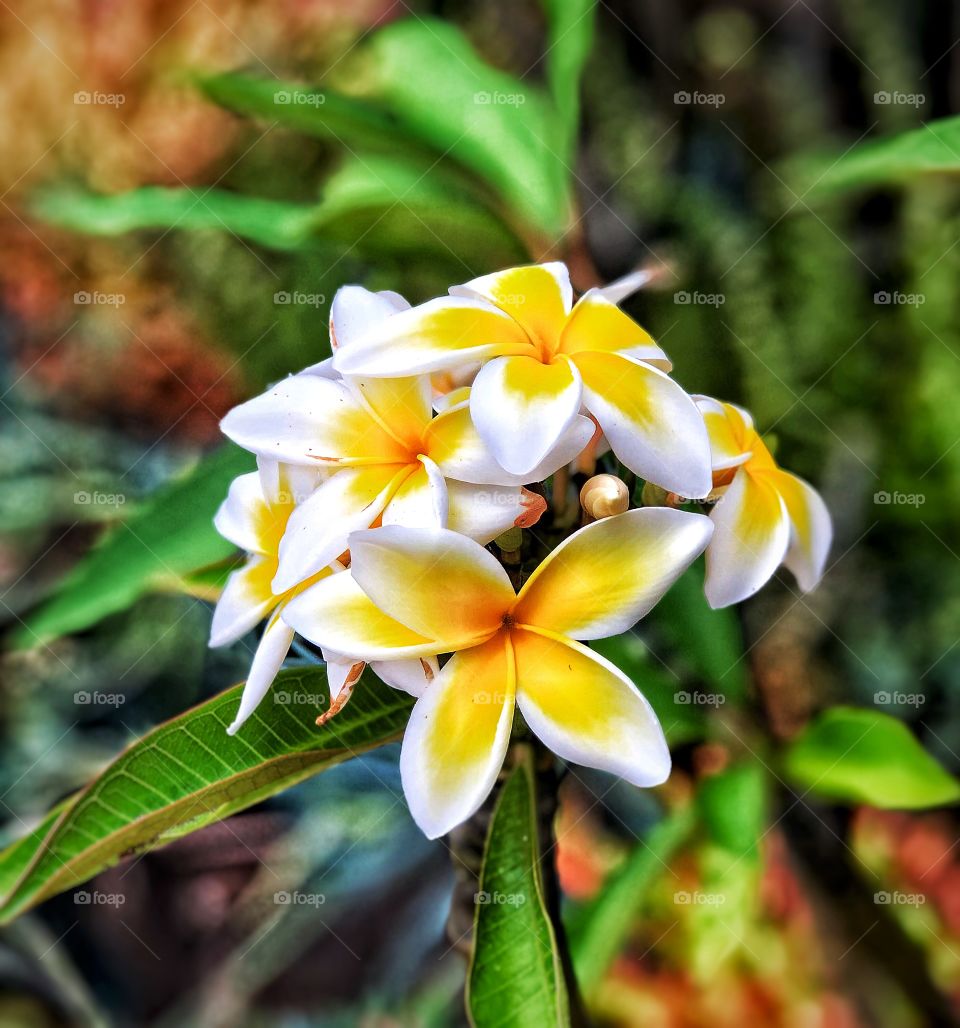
[331,262,712,496]
[696,396,832,608]
[209,458,434,735]
[220,366,590,591]
[282,509,714,838]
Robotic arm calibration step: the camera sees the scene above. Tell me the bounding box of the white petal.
[214,472,269,554]
[226,614,295,735]
[381,456,448,530]
[469,354,583,476]
[208,557,277,647]
[770,470,832,592]
[347,525,514,642]
[370,656,439,697]
[705,468,791,608]
[426,406,595,486]
[282,571,444,661]
[513,629,670,787]
[400,637,515,838]
[330,285,409,350]
[220,374,408,466]
[574,352,712,498]
[272,464,404,593]
[332,295,532,377]
[445,481,546,541]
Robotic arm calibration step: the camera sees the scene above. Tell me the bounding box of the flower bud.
[580,474,629,520]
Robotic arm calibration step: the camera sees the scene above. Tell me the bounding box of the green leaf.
[365,18,571,236]
[566,806,696,994]
[466,747,568,1027]
[540,0,596,157]
[14,445,252,649]
[802,115,960,198]
[0,667,414,922]
[33,186,322,250]
[652,562,748,703]
[590,632,706,745]
[198,72,414,152]
[0,798,77,899]
[783,706,960,809]
[697,761,766,860]
[33,155,527,267]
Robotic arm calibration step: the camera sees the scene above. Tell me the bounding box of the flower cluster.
[210,262,831,838]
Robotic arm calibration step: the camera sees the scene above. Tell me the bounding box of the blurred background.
[1,0,959,1025]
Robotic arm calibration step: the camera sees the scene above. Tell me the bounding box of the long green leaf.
[365,18,571,237]
[803,115,960,198]
[0,667,413,922]
[199,72,413,152]
[32,187,321,249]
[466,748,568,1027]
[697,761,765,860]
[14,445,252,648]
[540,0,596,158]
[33,155,526,267]
[566,806,696,994]
[784,706,960,808]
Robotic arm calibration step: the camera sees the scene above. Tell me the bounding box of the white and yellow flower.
[209,458,435,735]
[282,508,714,838]
[332,262,712,496]
[697,396,832,608]
[221,288,592,592]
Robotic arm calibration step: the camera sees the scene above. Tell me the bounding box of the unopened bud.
[580,475,629,520]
